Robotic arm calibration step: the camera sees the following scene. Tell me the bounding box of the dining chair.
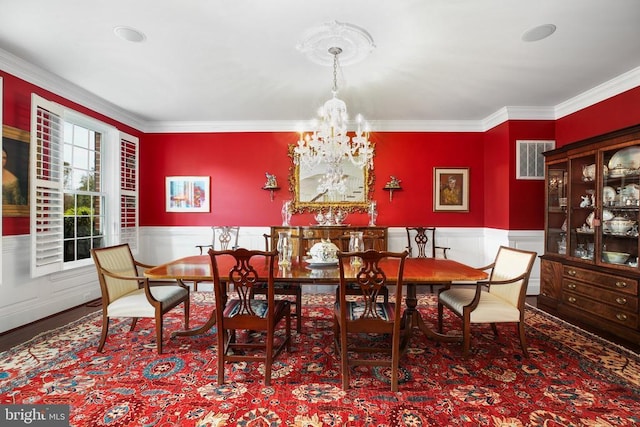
[333,249,408,392]
[335,231,389,303]
[209,247,292,386]
[437,245,537,357]
[250,233,303,332]
[91,244,190,354]
[193,226,240,290]
[405,227,451,293]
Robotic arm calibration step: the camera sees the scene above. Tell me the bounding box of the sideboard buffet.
[540,124,640,347]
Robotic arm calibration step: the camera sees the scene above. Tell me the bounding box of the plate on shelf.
[602,186,616,204]
[608,146,640,171]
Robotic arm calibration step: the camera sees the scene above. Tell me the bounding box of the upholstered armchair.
[91,244,190,354]
[437,246,537,357]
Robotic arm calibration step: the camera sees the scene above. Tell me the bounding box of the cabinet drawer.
[563,266,638,295]
[562,292,639,328]
[563,279,638,312]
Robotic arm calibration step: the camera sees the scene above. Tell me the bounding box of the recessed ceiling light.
[521,24,556,42]
[113,26,146,43]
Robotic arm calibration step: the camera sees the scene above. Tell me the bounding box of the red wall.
[1,71,143,235]
[556,86,640,146]
[3,68,640,235]
[140,131,486,227]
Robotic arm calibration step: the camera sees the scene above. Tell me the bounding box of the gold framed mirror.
[288,144,375,213]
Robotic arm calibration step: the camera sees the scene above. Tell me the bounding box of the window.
[30,94,138,277]
[516,140,555,180]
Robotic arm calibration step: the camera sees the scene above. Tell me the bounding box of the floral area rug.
[1,292,639,426]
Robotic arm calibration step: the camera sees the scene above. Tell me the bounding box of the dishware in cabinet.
[569,153,597,262]
[545,164,568,255]
[600,143,640,269]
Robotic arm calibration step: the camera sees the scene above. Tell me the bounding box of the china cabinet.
[540,125,640,346]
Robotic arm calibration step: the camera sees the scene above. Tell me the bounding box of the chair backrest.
[405,227,438,258]
[91,244,139,304]
[209,248,277,317]
[212,226,240,250]
[337,249,408,322]
[488,246,537,308]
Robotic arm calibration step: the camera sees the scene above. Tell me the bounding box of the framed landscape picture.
[2,125,30,217]
[434,167,469,212]
[165,176,210,212]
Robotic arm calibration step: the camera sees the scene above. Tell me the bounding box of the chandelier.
[294,24,374,197]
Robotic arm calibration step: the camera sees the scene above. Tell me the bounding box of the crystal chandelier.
[294,45,374,197]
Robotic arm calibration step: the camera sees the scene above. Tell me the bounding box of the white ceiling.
[1,0,640,132]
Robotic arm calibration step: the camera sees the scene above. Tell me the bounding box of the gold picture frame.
[288,144,375,213]
[2,125,30,217]
[434,167,469,212]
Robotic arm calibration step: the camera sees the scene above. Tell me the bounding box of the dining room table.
[144,254,488,345]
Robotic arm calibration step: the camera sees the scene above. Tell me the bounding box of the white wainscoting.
[0,226,543,334]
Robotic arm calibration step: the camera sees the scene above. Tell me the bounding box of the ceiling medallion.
[296,20,376,66]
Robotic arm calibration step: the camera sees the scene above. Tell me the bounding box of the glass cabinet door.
[600,143,640,269]
[569,153,597,262]
[545,163,568,255]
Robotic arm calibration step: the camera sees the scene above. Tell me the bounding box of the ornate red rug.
[1,293,639,426]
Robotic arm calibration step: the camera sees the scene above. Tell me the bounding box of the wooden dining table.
[144,254,487,344]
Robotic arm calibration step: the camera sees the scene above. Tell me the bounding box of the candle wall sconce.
[383,176,402,201]
[262,172,280,201]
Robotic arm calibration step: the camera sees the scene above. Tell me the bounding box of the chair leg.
[295,289,302,333]
[98,315,109,352]
[490,323,499,336]
[462,321,471,358]
[340,326,349,390]
[184,299,190,329]
[518,322,529,357]
[193,281,199,291]
[156,313,163,354]
[437,304,444,333]
[130,317,139,331]
[217,329,227,385]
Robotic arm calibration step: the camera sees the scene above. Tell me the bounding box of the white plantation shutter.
[119,132,139,253]
[30,94,65,277]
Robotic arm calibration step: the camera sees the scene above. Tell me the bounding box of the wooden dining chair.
[405,227,450,293]
[437,245,537,357]
[333,249,408,392]
[193,226,240,291]
[209,247,292,386]
[335,231,389,303]
[250,233,303,332]
[91,244,190,354]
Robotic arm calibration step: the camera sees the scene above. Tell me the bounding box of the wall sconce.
[383,176,402,201]
[262,172,280,201]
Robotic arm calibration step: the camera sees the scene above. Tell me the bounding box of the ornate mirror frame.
[288,144,375,213]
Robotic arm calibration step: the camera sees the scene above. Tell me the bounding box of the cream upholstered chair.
[437,246,536,357]
[91,244,190,354]
[333,249,408,392]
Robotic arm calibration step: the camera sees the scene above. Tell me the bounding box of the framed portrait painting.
[2,125,30,217]
[166,176,210,212]
[434,167,469,212]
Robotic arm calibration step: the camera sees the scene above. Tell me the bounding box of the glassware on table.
[277,231,292,266]
[349,231,364,266]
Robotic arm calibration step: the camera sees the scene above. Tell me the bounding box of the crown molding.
[2,47,638,134]
[0,48,146,131]
[482,106,556,131]
[554,65,640,119]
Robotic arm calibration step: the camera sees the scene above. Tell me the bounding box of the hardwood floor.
[0,300,101,353]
